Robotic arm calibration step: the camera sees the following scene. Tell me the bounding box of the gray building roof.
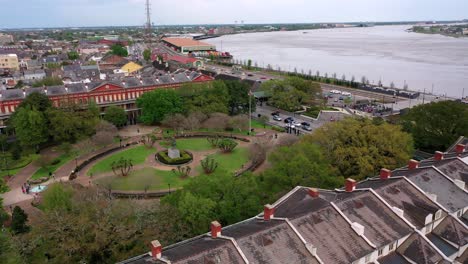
[273,188,374,264]
[222,218,319,264]
[357,177,443,229]
[393,167,468,213]
[396,233,445,264]
[334,190,413,248]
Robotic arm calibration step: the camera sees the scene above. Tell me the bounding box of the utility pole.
[423,88,426,104]
[145,0,152,48]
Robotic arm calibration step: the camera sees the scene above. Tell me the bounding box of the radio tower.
[145,0,152,47]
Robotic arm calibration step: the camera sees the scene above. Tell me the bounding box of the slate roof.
[432,216,468,248]
[222,218,319,264]
[357,177,443,228]
[273,188,374,264]
[433,159,468,189]
[378,251,411,264]
[393,167,468,213]
[0,71,205,102]
[426,233,458,257]
[334,190,413,248]
[396,233,445,264]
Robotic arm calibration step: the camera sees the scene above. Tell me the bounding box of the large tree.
[178,81,230,115]
[32,77,64,87]
[17,92,52,112]
[110,44,128,57]
[137,89,184,125]
[261,141,341,196]
[224,81,253,115]
[104,106,127,127]
[15,186,192,263]
[46,108,97,143]
[163,171,264,231]
[11,107,48,150]
[11,206,29,234]
[261,77,322,111]
[305,118,413,180]
[402,101,468,152]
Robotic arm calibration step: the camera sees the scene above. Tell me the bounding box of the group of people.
[21,182,31,194]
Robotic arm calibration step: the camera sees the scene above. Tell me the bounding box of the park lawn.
[95,168,188,191]
[160,138,215,151]
[31,153,76,180]
[197,147,249,175]
[87,146,155,176]
[251,119,272,130]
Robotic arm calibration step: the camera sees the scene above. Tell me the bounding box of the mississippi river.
[206,25,468,97]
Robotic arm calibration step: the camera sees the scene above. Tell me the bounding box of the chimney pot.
[380,168,391,180]
[455,144,466,155]
[150,240,162,260]
[210,221,221,238]
[308,188,319,198]
[345,178,356,192]
[408,159,419,170]
[434,151,444,161]
[264,204,275,221]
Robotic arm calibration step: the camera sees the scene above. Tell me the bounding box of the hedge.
[156,150,193,165]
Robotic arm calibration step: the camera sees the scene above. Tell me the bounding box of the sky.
[1,0,467,28]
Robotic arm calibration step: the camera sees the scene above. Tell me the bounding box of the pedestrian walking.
[21,186,25,194]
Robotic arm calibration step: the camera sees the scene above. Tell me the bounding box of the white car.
[272,115,282,121]
[330,90,342,94]
[342,92,352,96]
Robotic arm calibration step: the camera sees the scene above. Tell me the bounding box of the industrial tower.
[145,0,152,46]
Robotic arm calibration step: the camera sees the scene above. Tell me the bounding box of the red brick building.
[0,71,213,128]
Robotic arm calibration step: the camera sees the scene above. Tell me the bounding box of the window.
[389,242,395,251]
[435,210,442,220]
[457,210,463,217]
[378,248,384,256]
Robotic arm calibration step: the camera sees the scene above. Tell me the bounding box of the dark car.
[271,111,280,116]
[284,117,294,123]
[301,122,312,131]
[247,74,254,77]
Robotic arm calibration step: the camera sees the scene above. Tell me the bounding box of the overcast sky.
[1,0,467,28]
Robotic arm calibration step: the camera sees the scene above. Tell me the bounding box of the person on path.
[21,186,25,194]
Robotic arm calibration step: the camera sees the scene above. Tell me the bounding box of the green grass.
[88,146,155,176]
[95,168,188,191]
[31,153,77,180]
[197,147,249,175]
[251,119,273,130]
[160,138,215,151]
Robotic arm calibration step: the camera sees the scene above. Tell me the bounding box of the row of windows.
[0,91,145,114]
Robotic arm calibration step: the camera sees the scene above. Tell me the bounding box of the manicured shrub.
[156,150,193,165]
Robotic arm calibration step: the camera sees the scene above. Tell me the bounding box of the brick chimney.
[308,188,319,198]
[345,178,356,192]
[210,221,222,238]
[456,144,466,154]
[150,240,162,260]
[434,151,444,161]
[408,159,419,170]
[380,168,391,180]
[264,204,275,221]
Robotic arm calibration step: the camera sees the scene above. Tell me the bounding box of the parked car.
[292,121,301,126]
[272,115,282,121]
[247,74,254,77]
[301,122,312,131]
[284,117,294,123]
[271,111,281,116]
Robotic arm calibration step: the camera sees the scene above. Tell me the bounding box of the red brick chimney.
[210,221,222,238]
[380,168,391,180]
[150,240,162,260]
[434,151,444,161]
[308,188,319,198]
[456,144,466,154]
[345,178,356,192]
[408,159,419,170]
[264,204,275,221]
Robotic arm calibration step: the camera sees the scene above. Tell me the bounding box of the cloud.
[0,0,467,28]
